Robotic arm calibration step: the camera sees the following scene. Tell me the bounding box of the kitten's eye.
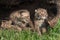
[22,21,26,24]
[37,15,41,20]
[35,13,41,20]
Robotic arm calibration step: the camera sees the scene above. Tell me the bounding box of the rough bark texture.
[48,0,60,27]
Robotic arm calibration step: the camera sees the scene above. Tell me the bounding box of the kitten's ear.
[35,10,37,12]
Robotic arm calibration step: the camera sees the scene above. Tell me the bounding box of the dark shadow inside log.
[0,0,60,27]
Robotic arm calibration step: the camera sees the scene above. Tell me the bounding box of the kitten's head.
[10,10,30,26]
[18,10,30,24]
[10,10,30,19]
[35,8,48,20]
[19,10,30,19]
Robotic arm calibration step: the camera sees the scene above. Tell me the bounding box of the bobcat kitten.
[34,8,48,35]
[10,10,34,30]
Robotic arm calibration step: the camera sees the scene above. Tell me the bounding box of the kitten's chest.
[35,20,45,27]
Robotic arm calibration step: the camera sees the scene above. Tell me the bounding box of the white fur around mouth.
[42,17,46,19]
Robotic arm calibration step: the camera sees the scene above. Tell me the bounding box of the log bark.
[48,0,60,27]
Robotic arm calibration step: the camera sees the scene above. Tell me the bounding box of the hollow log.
[0,0,60,27]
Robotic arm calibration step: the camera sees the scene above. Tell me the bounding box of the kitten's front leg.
[41,27,47,34]
[34,22,41,35]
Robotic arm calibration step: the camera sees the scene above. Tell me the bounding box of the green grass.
[0,20,60,40]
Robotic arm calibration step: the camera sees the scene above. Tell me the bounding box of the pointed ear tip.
[35,10,37,12]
